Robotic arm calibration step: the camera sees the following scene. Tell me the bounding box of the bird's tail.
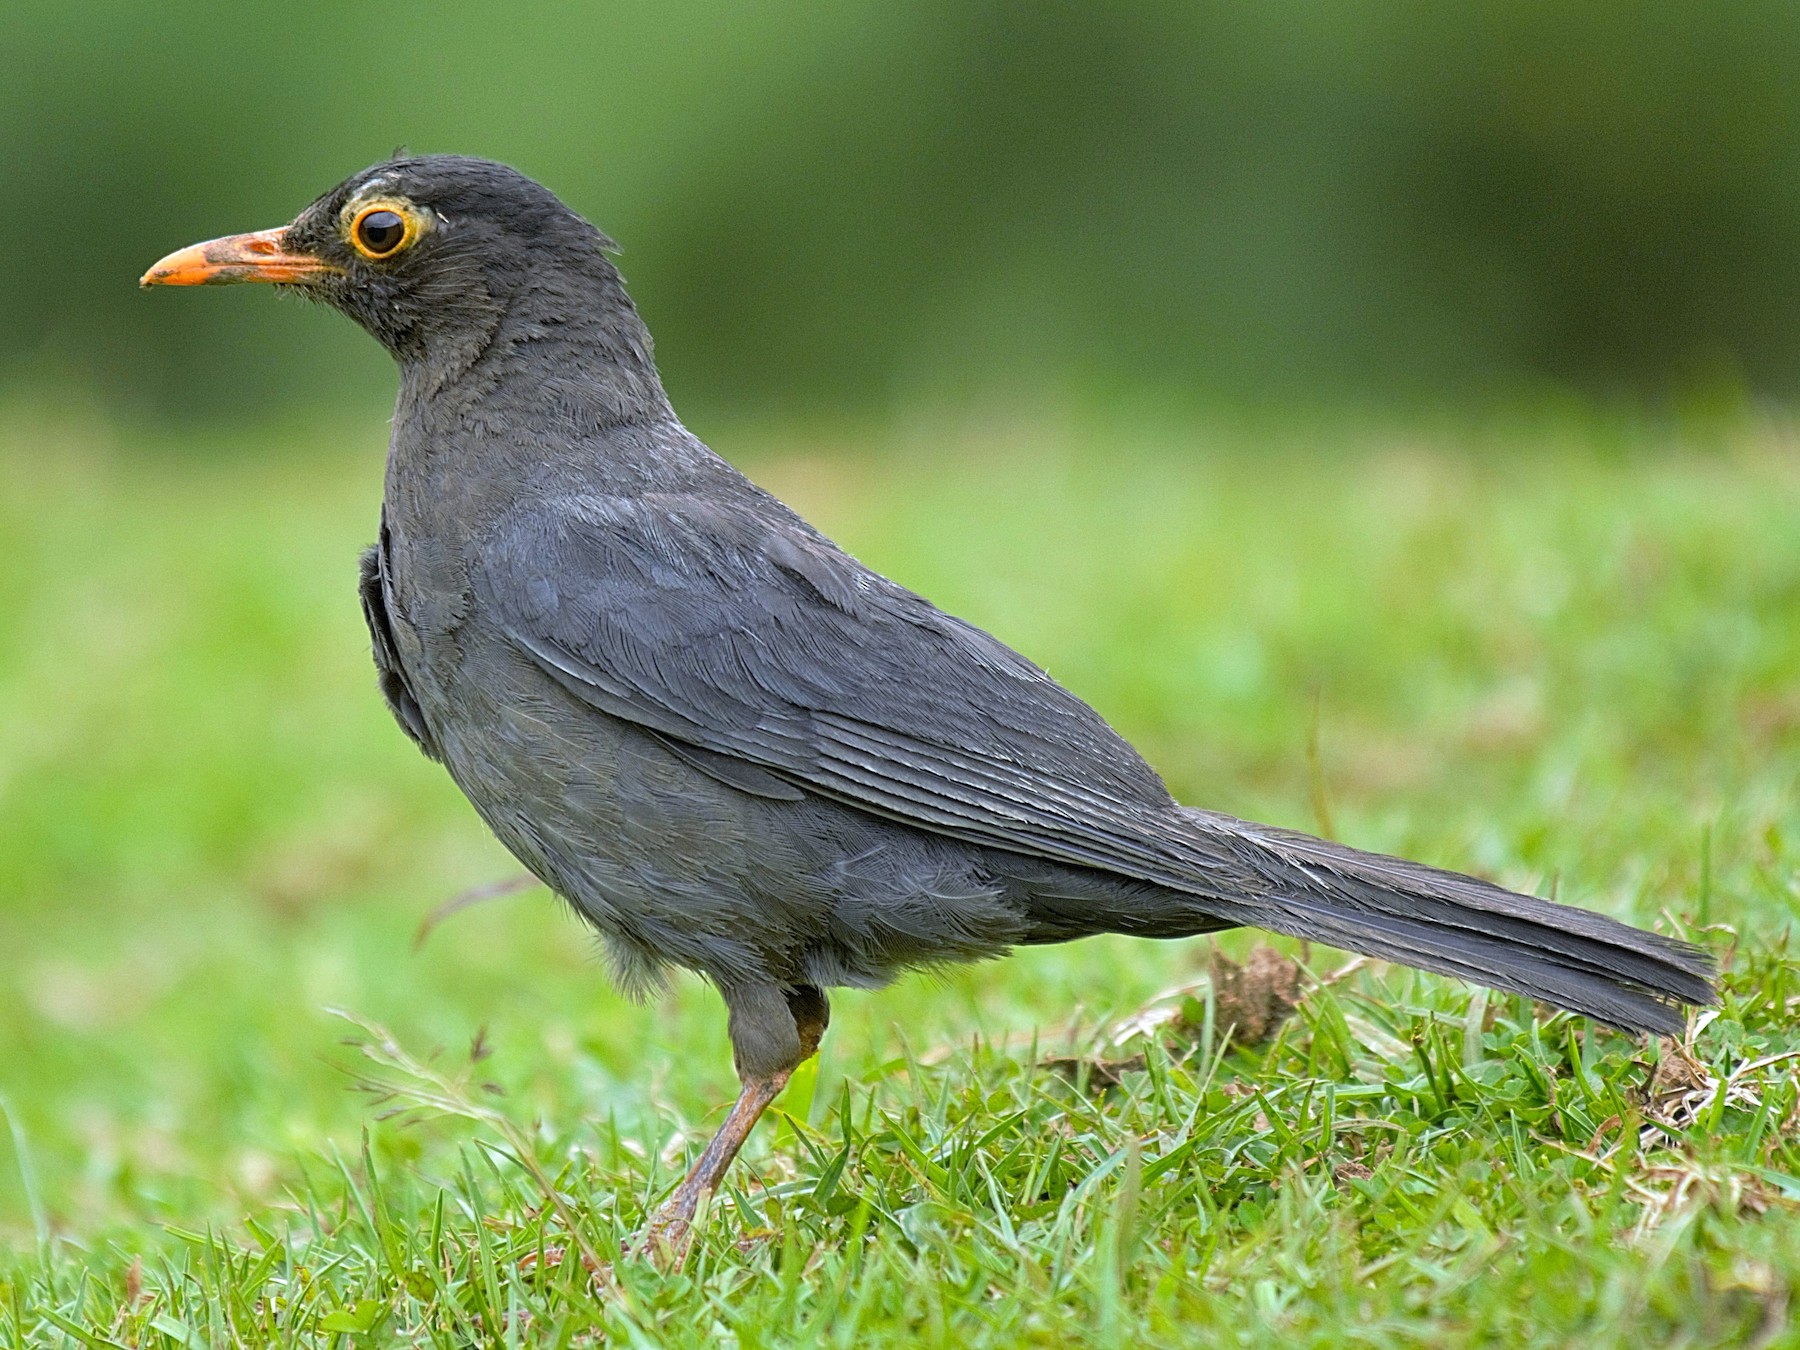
[1175,809,1714,1035]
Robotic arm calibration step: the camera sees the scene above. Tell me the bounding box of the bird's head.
[141,155,633,368]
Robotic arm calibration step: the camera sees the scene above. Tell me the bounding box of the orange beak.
[139,227,341,287]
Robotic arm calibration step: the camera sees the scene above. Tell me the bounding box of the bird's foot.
[628,1189,703,1267]
[517,1243,611,1285]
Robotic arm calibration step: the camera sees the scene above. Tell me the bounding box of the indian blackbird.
[143,156,1714,1254]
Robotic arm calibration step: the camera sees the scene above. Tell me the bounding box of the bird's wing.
[477,491,1242,885]
[360,538,439,760]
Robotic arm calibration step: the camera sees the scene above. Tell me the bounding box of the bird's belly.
[416,635,1026,991]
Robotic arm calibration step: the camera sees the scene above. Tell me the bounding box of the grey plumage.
[146,154,1713,1248]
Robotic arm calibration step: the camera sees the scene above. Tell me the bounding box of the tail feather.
[1179,810,1715,1036]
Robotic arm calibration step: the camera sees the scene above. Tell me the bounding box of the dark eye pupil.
[358,210,406,254]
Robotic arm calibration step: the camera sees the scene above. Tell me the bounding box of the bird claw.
[516,1215,694,1284]
[516,1243,612,1285]
[629,1210,696,1267]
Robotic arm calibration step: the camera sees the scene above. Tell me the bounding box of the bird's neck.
[383,271,693,540]
[394,268,674,441]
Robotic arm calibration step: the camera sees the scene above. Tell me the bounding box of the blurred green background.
[9,0,1800,421]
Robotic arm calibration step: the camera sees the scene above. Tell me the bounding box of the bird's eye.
[351,205,411,259]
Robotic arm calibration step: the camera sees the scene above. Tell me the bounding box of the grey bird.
[142,155,1714,1255]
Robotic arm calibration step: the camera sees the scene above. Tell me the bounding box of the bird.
[142,155,1714,1257]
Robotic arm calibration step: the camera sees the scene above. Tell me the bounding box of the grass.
[0,399,1797,1345]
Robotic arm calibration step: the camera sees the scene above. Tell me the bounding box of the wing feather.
[477,492,1246,889]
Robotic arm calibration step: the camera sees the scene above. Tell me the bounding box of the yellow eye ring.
[350,203,416,260]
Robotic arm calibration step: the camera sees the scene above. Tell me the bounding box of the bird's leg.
[637,1071,790,1256]
[636,984,829,1262]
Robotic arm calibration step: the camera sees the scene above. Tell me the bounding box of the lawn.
[0,400,1796,1346]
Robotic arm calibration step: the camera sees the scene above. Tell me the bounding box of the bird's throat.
[396,281,672,437]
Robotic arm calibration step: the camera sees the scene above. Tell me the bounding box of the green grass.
[0,401,1797,1346]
